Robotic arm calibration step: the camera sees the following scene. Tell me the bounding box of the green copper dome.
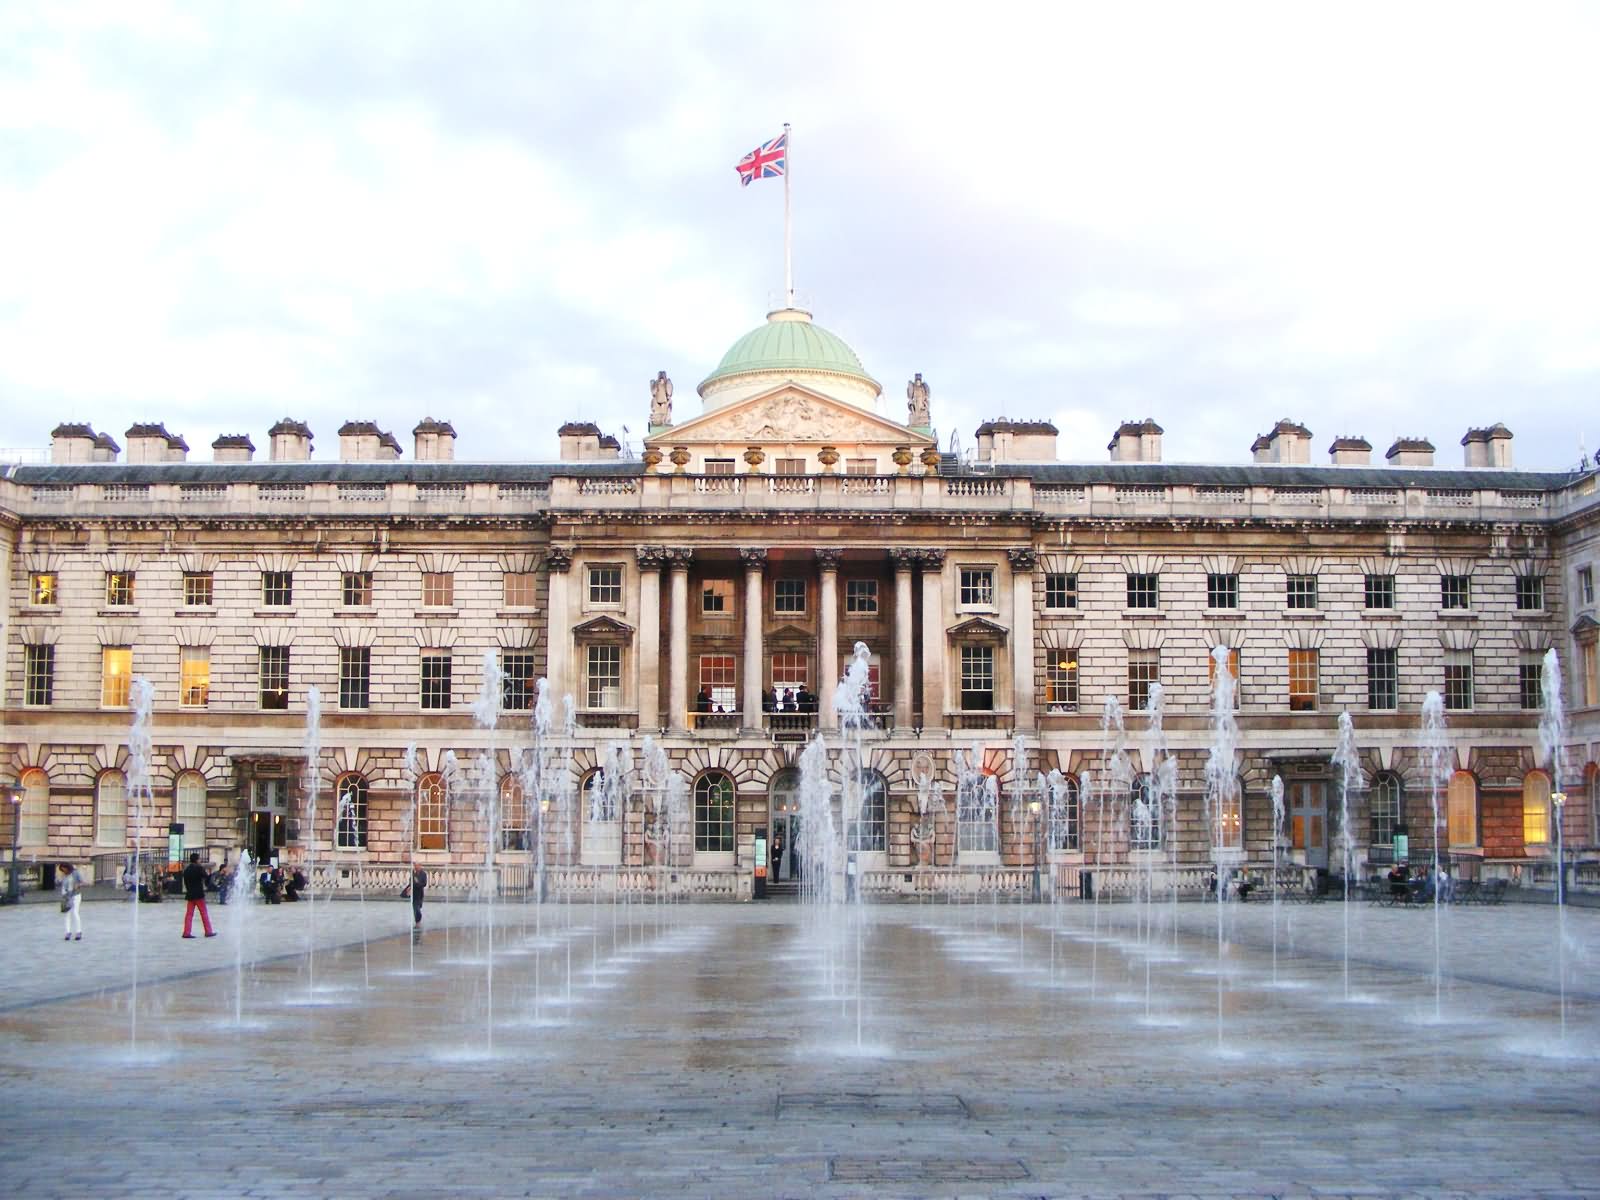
[697,309,880,395]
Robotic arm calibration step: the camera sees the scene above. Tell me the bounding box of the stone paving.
[1,892,1596,1199]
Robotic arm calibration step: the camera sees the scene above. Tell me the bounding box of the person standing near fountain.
[180,852,216,938]
[58,861,84,941]
[401,864,428,927]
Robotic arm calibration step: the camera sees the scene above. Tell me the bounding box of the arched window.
[1129,774,1162,851]
[19,768,49,846]
[416,773,447,851]
[1211,774,1243,851]
[500,774,529,851]
[1522,770,1551,847]
[694,772,734,853]
[581,768,622,865]
[96,770,127,846]
[846,769,887,852]
[1048,774,1080,851]
[1370,772,1403,852]
[175,771,207,851]
[769,768,800,816]
[336,774,368,849]
[1447,771,1478,848]
[582,769,619,823]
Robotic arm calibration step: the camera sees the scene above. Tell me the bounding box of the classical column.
[1008,548,1037,732]
[740,548,767,731]
[635,547,665,730]
[545,546,573,703]
[891,548,917,731]
[919,549,946,729]
[817,548,842,730]
[666,548,693,733]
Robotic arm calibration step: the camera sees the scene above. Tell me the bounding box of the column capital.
[815,548,844,571]
[1007,547,1038,572]
[917,548,946,569]
[890,547,919,572]
[739,547,768,570]
[635,545,667,570]
[665,547,694,570]
[546,545,574,574]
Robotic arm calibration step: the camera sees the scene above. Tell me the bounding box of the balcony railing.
[685,711,740,734]
[766,712,817,740]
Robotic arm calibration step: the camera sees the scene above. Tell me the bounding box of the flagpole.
[783,122,793,308]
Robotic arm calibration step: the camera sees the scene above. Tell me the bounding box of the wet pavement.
[1,892,1596,1199]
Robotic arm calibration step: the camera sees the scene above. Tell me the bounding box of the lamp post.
[5,788,20,904]
[1029,798,1043,902]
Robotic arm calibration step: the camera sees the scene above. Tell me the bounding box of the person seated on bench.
[284,868,307,901]
[1230,869,1255,902]
[259,868,282,904]
[1386,862,1410,900]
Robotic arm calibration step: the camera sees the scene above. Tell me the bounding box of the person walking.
[401,864,428,927]
[181,852,216,938]
[59,862,84,941]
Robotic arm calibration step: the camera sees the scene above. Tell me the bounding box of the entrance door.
[769,770,801,888]
[251,779,289,863]
[1287,780,1327,870]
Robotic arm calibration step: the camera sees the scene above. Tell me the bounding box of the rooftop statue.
[907,372,931,426]
[650,370,673,427]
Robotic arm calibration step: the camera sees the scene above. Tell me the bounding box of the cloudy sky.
[3,1,1597,470]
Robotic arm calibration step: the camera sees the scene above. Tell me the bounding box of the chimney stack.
[125,423,189,463]
[413,418,457,462]
[1328,435,1372,466]
[1386,436,1435,467]
[1107,418,1163,463]
[1461,423,1513,469]
[211,434,255,463]
[268,418,313,462]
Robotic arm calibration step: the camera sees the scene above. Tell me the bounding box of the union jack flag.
[735,132,787,187]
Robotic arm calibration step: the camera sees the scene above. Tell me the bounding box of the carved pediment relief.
[573,616,634,640]
[649,384,927,448]
[947,616,1009,640]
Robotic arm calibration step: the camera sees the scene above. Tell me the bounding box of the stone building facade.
[3,307,1599,899]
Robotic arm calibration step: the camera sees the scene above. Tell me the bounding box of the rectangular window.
[586,644,622,708]
[422,572,454,607]
[845,579,879,614]
[96,775,126,846]
[1370,776,1402,848]
[1288,649,1318,712]
[102,646,132,707]
[1128,650,1159,711]
[261,570,293,606]
[774,457,806,475]
[342,572,373,606]
[1441,574,1471,610]
[1584,641,1599,707]
[1519,660,1543,710]
[1367,648,1398,711]
[959,567,994,608]
[179,648,210,708]
[29,572,57,605]
[588,565,623,605]
[1045,573,1078,610]
[845,457,878,475]
[1286,574,1318,609]
[773,579,806,614]
[1045,651,1078,712]
[1207,648,1241,707]
[24,645,54,706]
[1125,573,1159,609]
[1444,653,1473,711]
[339,648,371,710]
[105,571,135,606]
[698,654,737,712]
[259,646,290,710]
[1524,788,1549,846]
[960,645,994,711]
[703,458,736,476]
[417,778,447,851]
[182,572,213,606]
[1580,566,1595,606]
[1207,573,1238,609]
[503,571,537,608]
[501,652,536,711]
[701,579,734,615]
[420,651,452,710]
[1515,575,1544,611]
[771,652,809,701]
[1364,573,1395,609]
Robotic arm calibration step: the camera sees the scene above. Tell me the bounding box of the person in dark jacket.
[181,852,216,938]
[401,865,428,927]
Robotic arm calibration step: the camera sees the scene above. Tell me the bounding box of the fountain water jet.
[1204,646,1239,1044]
[1270,775,1285,985]
[1420,691,1450,1020]
[126,678,155,1052]
[1537,646,1570,1038]
[1331,711,1364,1000]
[302,686,322,1002]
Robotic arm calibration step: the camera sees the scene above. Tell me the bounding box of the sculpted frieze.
[699,392,900,444]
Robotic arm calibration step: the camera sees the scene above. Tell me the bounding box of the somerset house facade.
[3,305,1599,900]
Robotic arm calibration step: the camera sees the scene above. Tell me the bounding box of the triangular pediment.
[947,616,1010,640]
[1572,614,1599,637]
[767,623,816,644]
[646,383,932,449]
[573,615,634,638]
